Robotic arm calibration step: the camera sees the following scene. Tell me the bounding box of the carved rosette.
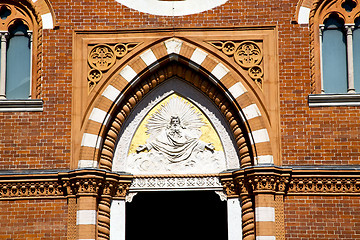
[87,43,140,93]
[207,41,264,89]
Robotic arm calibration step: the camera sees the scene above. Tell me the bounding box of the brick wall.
[0,0,359,169]
[0,199,68,239]
[285,196,360,239]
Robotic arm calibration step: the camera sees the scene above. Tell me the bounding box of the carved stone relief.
[207,41,263,89]
[128,95,226,174]
[112,78,240,174]
[87,43,140,92]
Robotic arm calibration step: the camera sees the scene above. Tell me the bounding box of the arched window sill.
[0,99,43,112]
[308,94,360,107]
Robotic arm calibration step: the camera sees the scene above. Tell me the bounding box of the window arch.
[312,0,360,95]
[0,1,40,100]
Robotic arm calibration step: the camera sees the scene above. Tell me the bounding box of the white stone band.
[250,129,270,145]
[243,103,261,120]
[190,48,208,66]
[256,155,274,165]
[89,108,108,124]
[211,63,229,80]
[76,210,97,225]
[164,38,183,54]
[81,133,102,149]
[255,207,275,222]
[102,85,121,102]
[140,49,158,67]
[120,65,137,82]
[41,13,54,29]
[78,160,98,168]
[228,82,247,99]
[256,237,276,240]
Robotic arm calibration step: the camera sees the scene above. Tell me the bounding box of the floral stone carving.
[87,42,140,93]
[207,40,264,89]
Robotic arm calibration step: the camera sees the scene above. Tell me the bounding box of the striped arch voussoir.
[79,38,273,170]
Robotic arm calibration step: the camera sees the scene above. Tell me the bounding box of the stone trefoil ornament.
[207,40,263,89]
[127,95,226,174]
[87,42,140,93]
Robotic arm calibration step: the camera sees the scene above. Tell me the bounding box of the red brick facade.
[0,0,359,239]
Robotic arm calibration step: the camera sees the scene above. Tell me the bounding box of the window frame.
[309,0,360,106]
[0,1,42,111]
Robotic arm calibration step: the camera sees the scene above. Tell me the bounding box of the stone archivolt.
[87,43,140,93]
[207,40,264,89]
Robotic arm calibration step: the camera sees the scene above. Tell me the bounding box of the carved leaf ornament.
[207,41,264,89]
[87,43,140,93]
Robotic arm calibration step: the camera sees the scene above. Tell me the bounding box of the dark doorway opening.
[126,191,228,240]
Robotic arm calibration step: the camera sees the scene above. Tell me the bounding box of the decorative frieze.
[87,43,141,92]
[0,179,63,199]
[131,175,222,191]
[0,170,132,200]
[288,175,360,195]
[207,40,264,89]
[219,167,360,196]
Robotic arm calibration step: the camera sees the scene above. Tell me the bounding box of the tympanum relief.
[127,95,226,174]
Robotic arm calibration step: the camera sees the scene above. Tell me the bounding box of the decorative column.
[220,171,255,240]
[319,25,325,93]
[345,24,355,93]
[27,30,33,98]
[247,168,291,240]
[0,32,8,99]
[60,170,132,240]
[220,167,291,240]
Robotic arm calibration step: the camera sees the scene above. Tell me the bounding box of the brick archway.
[78,38,273,170]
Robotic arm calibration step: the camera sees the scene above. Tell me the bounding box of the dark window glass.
[322,15,348,93]
[6,21,31,99]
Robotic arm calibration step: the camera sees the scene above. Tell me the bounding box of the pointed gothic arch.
[78,38,274,171]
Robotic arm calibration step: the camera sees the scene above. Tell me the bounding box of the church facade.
[0,0,359,239]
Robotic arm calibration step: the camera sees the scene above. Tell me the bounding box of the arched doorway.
[107,63,246,240]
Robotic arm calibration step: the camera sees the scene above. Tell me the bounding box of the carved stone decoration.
[99,63,252,173]
[126,95,226,174]
[0,180,64,199]
[130,175,222,191]
[87,42,140,93]
[207,40,263,89]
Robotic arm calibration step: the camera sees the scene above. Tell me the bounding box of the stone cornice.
[0,169,132,200]
[220,166,360,196]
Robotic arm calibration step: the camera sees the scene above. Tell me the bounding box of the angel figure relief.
[127,96,226,174]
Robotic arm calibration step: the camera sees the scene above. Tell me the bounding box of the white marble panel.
[77,210,97,225]
[102,85,121,102]
[255,207,275,222]
[228,82,247,99]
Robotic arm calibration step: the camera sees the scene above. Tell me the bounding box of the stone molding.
[0,169,132,200]
[219,166,360,197]
[130,175,223,191]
